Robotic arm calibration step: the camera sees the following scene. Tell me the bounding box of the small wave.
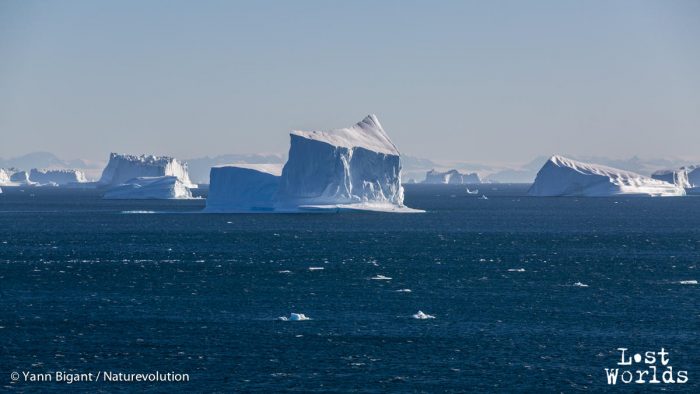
[412,310,435,320]
[308,267,324,271]
[279,313,311,321]
[395,288,412,293]
[573,282,589,287]
[679,280,697,285]
[278,270,292,274]
[507,268,525,272]
[120,210,156,214]
[371,275,392,280]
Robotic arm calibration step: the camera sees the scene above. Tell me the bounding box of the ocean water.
[0,184,698,392]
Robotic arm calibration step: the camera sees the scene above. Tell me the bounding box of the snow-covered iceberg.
[203,115,421,213]
[29,168,87,185]
[103,176,193,199]
[0,168,11,185]
[529,155,685,197]
[652,165,700,193]
[204,164,281,212]
[424,169,481,184]
[99,153,196,188]
[276,115,419,212]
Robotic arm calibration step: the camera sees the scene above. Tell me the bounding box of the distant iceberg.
[424,169,481,184]
[103,176,193,199]
[0,168,11,185]
[99,153,196,188]
[29,168,87,185]
[529,155,685,197]
[204,115,422,213]
[412,311,435,319]
[279,313,311,321]
[99,153,196,199]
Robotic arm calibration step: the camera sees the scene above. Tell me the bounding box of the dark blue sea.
[1,184,698,392]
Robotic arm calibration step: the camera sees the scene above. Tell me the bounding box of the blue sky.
[1,0,699,163]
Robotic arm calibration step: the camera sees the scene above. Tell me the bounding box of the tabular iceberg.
[204,164,281,212]
[99,153,196,188]
[529,155,685,197]
[204,115,421,213]
[29,168,88,185]
[10,170,33,185]
[424,169,481,184]
[103,176,193,199]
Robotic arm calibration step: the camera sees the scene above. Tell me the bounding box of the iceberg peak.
[290,114,399,155]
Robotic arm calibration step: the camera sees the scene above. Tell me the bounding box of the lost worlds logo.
[605,348,688,385]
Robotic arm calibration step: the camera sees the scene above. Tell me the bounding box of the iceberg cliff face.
[652,166,699,188]
[204,164,281,212]
[29,168,87,185]
[424,169,481,184]
[277,115,408,210]
[9,170,33,185]
[103,176,193,199]
[529,155,685,197]
[0,169,11,185]
[99,153,196,188]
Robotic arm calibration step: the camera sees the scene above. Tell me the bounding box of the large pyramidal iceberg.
[529,155,685,197]
[205,115,421,212]
[99,153,196,199]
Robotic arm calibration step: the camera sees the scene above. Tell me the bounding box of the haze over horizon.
[1,0,699,163]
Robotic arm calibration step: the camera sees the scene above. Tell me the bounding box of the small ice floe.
[480,195,488,200]
[279,313,311,321]
[308,267,324,271]
[679,280,698,285]
[395,288,412,293]
[507,268,525,272]
[371,275,392,280]
[278,270,292,274]
[573,281,589,287]
[412,311,435,320]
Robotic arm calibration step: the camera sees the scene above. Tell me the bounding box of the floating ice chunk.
[371,275,392,280]
[507,268,525,272]
[573,282,589,287]
[308,267,324,271]
[679,280,697,285]
[412,311,435,319]
[279,313,311,321]
[278,270,292,274]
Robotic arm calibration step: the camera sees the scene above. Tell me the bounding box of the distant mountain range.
[2,151,696,184]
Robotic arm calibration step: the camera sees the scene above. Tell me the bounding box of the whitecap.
[395,288,412,293]
[278,270,292,274]
[507,268,525,272]
[679,280,697,285]
[279,313,311,321]
[573,282,589,287]
[412,310,435,319]
[308,267,324,271]
[371,274,392,280]
[120,210,156,214]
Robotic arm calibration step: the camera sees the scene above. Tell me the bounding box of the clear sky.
[1,0,699,163]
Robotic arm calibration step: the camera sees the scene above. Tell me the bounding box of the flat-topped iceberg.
[529,155,685,197]
[204,164,281,212]
[103,176,193,199]
[424,169,481,184]
[99,153,196,188]
[204,115,422,213]
[29,168,87,185]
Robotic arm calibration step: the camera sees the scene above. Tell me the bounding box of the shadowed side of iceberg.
[203,165,281,212]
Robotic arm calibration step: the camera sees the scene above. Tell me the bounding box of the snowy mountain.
[529,155,685,197]
[98,153,196,188]
[103,176,193,199]
[424,169,481,184]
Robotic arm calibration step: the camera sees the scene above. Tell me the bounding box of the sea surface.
[0,184,698,392]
